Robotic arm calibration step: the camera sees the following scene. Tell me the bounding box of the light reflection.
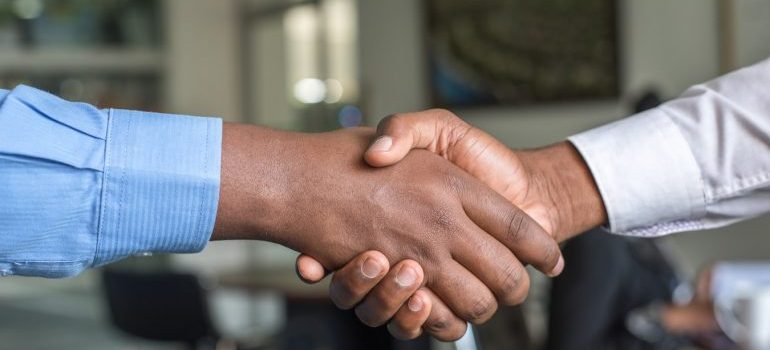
[293,78,326,104]
[338,105,362,128]
[324,79,344,103]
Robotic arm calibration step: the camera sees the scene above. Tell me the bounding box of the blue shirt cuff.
[94,109,222,266]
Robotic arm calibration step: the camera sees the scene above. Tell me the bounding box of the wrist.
[212,123,299,242]
[518,141,607,241]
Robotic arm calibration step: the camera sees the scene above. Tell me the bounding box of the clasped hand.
[288,109,604,341]
[217,109,603,341]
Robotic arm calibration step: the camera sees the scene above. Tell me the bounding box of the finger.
[354,260,424,327]
[429,260,498,325]
[386,288,432,340]
[365,109,469,167]
[328,251,390,310]
[458,179,564,277]
[296,254,329,283]
[452,219,531,306]
[420,288,468,341]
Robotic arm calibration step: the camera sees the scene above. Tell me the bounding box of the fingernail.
[408,296,423,312]
[362,258,383,278]
[370,136,393,152]
[549,256,565,277]
[396,266,418,287]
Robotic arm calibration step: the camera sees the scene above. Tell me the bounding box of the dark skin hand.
[212,123,563,330]
[296,109,608,340]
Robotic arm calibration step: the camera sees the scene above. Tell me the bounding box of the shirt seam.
[114,113,131,260]
[194,119,211,247]
[615,219,706,237]
[94,109,115,266]
[1,259,92,264]
[659,106,709,220]
[706,172,770,202]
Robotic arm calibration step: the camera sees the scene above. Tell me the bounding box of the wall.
[165,0,242,120]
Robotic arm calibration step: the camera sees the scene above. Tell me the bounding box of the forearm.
[518,141,607,241]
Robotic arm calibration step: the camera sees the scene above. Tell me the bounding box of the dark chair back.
[102,270,219,347]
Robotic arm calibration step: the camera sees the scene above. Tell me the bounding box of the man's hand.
[363,109,607,239]
[296,109,607,340]
[212,124,563,338]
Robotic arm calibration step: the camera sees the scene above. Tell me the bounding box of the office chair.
[102,269,228,350]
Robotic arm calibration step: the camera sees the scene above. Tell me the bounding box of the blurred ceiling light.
[13,0,44,20]
[324,79,344,103]
[293,78,326,104]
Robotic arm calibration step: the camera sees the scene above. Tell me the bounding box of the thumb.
[364,109,464,167]
[295,253,329,284]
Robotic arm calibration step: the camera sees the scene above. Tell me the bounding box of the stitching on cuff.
[94,109,115,266]
[194,119,212,248]
[708,172,770,200]
[114,113,132,259]
[615,219,706,237]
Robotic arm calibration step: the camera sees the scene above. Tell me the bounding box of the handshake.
[213,109,607,341]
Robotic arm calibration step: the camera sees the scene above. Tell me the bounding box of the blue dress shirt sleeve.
[0,85,222,278]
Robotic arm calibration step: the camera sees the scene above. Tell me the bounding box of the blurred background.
[0,0,769,349]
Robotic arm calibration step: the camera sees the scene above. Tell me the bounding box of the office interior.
[0,0,769,349]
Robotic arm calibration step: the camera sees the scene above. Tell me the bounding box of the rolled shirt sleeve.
[0,85,221,277]
[569,58,770,236]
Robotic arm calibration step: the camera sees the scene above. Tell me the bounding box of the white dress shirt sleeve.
[568,58,770,236]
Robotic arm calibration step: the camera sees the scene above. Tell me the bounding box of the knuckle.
[541,241,560,268]
[330,295,353,310]
[430,108,458,122]
[436,327,466,342]
[377,291,411,313]
[409,247,438,274]
[425,313,451,334]
[329,287,355,310]
[329,276,358,310]
[431,108,471,135]
[379,113,405,132]
[497,265,524,304]
[502,270,530,305]
[463,295,497,324]
[428,206,456,232]
[355,306,387,328]
[505,210,529,244]
[387,322,417,340]
[443,173,467,195]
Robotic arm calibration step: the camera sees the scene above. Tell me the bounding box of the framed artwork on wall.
[426,0,620,107]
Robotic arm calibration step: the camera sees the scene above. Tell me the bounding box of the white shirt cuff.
[568,109,707,236]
